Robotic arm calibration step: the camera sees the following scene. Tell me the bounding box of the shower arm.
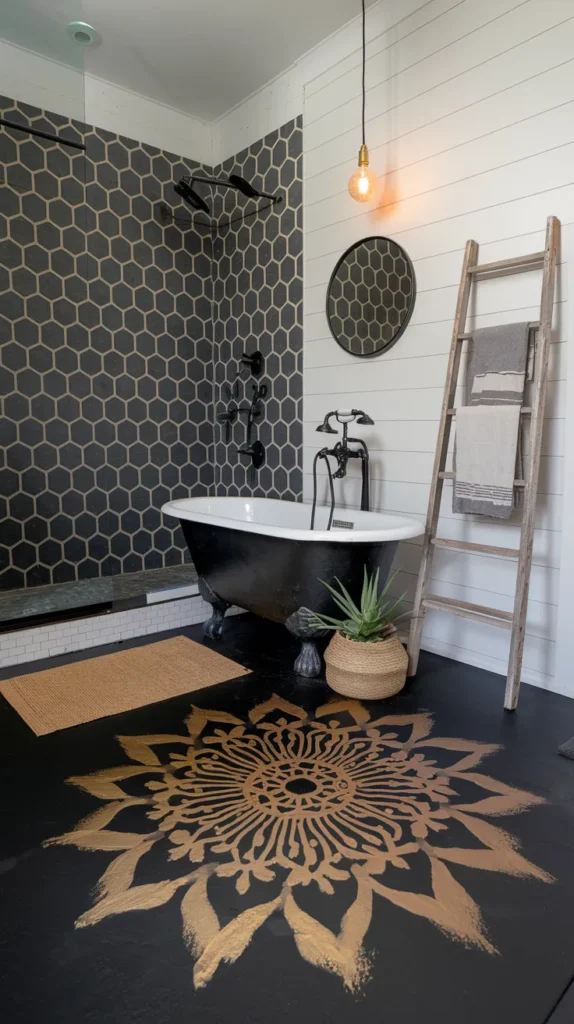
[184,174,280,204]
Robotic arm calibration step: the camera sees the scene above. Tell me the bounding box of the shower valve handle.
[240,351,264,376]
[237,441,265,469]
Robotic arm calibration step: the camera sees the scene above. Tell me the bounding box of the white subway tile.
[0,595,217,668]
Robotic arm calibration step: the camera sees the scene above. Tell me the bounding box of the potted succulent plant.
[309,567,408,699]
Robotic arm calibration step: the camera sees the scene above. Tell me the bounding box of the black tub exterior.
[179,519,398,676]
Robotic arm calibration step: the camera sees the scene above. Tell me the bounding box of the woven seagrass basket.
[324,627,408,699]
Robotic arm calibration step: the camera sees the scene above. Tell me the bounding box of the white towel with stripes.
[454,405,521,515]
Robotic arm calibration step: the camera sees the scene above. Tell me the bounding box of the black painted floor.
[1,613,574,1024]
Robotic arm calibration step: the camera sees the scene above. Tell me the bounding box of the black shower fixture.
[316,408,374,433]
[228,174,278,202]
[0,116,85,151]
[173,179,210,215]
[316,415,337,435]
[240,350,264,376]
[311,409,374,530]
[172,172,282,220]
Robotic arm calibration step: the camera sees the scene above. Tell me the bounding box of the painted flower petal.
[449,772,545,816]
[371,857,496,953]
[315,699,371,725]
[194,895,282,988]
[45,829,154,851]
[284,889,369,991]
[181,867,219,957]
[68,765,164,800]
[249,694,308,724]
[117,734,194,766]
[432,811,554,882]
[76,873,195,928]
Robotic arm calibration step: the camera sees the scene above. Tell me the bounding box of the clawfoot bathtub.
[162,497,423,677]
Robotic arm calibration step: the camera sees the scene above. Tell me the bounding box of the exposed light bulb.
[348,144,378,203]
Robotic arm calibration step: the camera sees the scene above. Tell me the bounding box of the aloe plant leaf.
[360,566,369,611]
[308,613,347,631]
[368,567,380,610]
[319,577,354,609]
[314,566,405,642]
[333,577,361,616]
[320,578,359,619]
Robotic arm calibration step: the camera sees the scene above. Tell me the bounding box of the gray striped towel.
[453,322,531,518]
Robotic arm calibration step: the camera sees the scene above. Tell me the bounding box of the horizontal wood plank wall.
[302,0,571,694]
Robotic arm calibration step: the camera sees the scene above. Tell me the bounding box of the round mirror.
[326,236,416,358]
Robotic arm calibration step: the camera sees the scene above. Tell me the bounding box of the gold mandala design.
[46,696,553,990]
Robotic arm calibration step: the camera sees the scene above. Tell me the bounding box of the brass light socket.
[358,144,369,167]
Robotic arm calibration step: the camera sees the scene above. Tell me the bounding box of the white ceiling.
[1,0,379,122]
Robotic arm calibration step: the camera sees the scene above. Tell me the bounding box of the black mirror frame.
[326,235,417,359]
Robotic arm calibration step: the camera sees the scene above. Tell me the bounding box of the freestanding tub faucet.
[311,409,374,529]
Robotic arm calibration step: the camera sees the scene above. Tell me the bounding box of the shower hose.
[310,450,336,531]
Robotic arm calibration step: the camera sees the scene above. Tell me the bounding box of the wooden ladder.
[407,215,560,711]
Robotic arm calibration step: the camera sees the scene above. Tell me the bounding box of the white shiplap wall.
[303,0,573,694]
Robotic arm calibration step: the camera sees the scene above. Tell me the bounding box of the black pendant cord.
[0,116,86,151]
[361,0,366,147]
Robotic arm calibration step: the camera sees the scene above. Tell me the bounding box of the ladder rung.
[447,406,531,415]
[468,252,545,276]
[422,595,513,629]
[457,321,539,342]
[431,538,520,558]
[439,471,526,488]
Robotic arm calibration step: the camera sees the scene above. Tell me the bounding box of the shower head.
[173,179,210,215]
[228,174,260,199]
[355,411,374,425]
[316,413,338,434]
[228,173,281,204]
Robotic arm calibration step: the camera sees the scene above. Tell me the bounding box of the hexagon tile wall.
[0,96,215,592]
[0,99,304,593]
[327,237,416,357]
[212,116,303,499]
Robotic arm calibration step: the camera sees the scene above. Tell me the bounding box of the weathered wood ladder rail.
[407,215,560,711]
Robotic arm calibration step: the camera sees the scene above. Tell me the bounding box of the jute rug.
[0,635,250,736]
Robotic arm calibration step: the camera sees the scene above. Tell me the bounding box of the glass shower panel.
[0,2,201,626]
[0,0,89,619]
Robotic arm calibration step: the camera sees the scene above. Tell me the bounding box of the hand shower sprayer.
[310,409,374,530]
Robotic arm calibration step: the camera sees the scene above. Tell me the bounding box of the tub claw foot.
[286,607,328,678]
[293,641,323,678]
[198,577,230,640]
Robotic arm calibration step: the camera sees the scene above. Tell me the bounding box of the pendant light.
[348,0,378,203]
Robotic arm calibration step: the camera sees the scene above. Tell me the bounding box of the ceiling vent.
[66,21,101,47]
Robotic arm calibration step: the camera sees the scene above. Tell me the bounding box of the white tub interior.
[162,496,424,543]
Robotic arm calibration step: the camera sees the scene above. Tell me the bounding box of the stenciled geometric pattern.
[45,697,552,992]
[327,236,416,358]
[0,96,214,591]
[211,117,303,499]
